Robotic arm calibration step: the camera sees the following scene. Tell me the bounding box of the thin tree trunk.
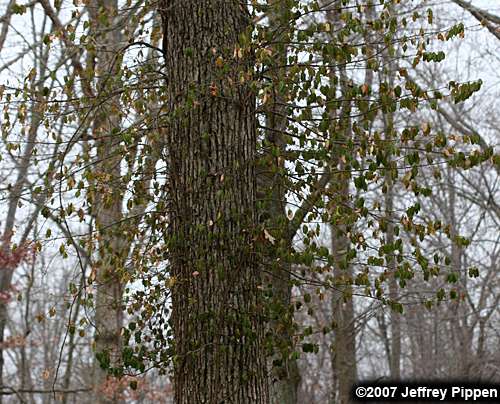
[62,277,84,404]
[330,221,357,404]
[88,0,126,401]
[447,169,472,378]
[20,246,36,403]
[325,3,357,402]
[385,127,400,380]
[386,177,401,380]
[259,2,300,403]
[161,1,269,402]
[380,3,401,378]
[0,82,43,398]
[329,161,357,404]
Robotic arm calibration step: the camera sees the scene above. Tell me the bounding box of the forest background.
[0,0,498,403]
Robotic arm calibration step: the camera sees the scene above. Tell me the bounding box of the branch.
[0,386,91,395]
[451,0,500,41]
[436,106,499,175]
[0,0,15,53]
[452,0,500,25]
[38,0,94,98]
[286,170,331,243]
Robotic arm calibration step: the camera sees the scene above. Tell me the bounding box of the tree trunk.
[325,3,357,402]
[327,88,357,404]
[386,179,401,380]
[161,1,269,402]
[0,81,42,399]
[88,0,126,401]
[259,1,300,403]
[384,129,400,380]
[380,5,401,379]
[330,171,357,404]
[447,169,472,378]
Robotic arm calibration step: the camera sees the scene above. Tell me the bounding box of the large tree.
[160,1,269,402]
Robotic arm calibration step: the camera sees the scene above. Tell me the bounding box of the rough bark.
[161,1,269,402]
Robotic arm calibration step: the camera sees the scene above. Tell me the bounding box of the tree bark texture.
[161,1,269,403]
